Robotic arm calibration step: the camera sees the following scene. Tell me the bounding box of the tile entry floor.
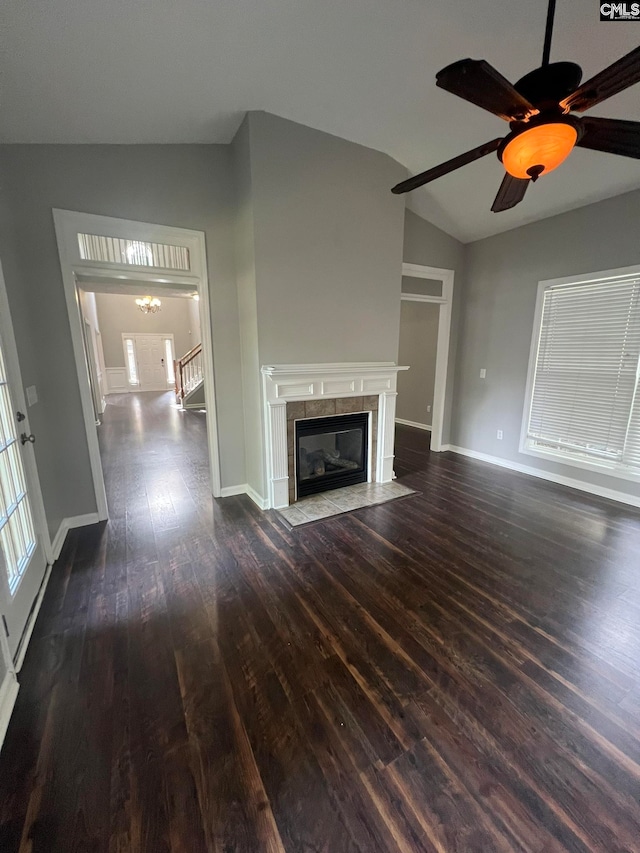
[277,480,417,526]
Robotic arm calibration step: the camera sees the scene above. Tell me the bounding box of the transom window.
[522,267,640,479]
[77,233,190,271]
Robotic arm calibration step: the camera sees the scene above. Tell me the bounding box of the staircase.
[174,343,205,409]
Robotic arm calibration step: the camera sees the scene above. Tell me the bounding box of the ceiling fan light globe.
[501,122,578,180]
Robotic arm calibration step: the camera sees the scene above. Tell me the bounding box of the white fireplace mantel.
[261,362,409,509]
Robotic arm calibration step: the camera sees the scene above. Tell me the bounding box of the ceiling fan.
[391,0,640,211]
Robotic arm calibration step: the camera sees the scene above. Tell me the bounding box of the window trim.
[519,263,640,483]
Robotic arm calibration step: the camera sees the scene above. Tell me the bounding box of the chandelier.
[135,296,162,314]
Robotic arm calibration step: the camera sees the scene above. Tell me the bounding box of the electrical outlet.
[480,368,487,379]
[427,404,431,413]
[497,429,503,440]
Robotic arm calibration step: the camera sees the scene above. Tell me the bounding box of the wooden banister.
[175,343,203,401]
[180,342,202,366]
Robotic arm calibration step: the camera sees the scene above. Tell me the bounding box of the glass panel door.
[0,346,36,592]
[0,298,47,661]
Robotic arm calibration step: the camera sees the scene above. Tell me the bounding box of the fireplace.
[261,363,408,509]
[295,412,369,498]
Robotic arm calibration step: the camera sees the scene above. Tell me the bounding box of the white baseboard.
[0,670,19,753]
[220,484,248,498]
[445,445,640,509]
[51,512,101,561]
[395,418,432,431]
[219,484,268,510]
[245,485,269,510]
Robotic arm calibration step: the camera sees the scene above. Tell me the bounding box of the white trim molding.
[219,484,268,509]
[445,445,640,509]
[395,418,432,431]
[401,263,454,453]
[0,669,19,751]
[104,367,131,394]
[261,363,408,510]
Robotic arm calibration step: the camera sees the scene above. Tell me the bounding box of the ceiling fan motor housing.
[514,62,583,111]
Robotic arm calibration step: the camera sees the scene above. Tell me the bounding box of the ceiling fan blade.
[391,138,503,194]
[436,59,537,122]
[491,174,530,212]
[561,45,640,113]
[577,116,640,159]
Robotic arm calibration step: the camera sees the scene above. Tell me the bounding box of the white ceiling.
[2,0,639,241]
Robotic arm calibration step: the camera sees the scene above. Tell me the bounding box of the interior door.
[83,319,103,421]
[0,276,48,662]
[135,335,167,390]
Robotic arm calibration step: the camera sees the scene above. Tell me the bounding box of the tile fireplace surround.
[261,363,408,509]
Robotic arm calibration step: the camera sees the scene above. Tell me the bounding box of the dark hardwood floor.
[2,396,640,852]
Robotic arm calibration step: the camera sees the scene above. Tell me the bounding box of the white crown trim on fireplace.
[261,363,409,510]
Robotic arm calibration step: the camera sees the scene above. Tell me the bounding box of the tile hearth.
[276,480,416,527]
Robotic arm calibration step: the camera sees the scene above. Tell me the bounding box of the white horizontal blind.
[527,276,640,470]
[77,234,190,271]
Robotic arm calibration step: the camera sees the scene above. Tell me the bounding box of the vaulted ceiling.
[2,0,639,241]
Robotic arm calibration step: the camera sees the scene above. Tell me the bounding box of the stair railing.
[174,343,203,401]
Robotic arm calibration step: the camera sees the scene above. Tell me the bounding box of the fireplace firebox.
[295,412,369,498]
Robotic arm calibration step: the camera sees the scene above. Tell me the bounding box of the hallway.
[1,400,640,851]
[97,391,211,536]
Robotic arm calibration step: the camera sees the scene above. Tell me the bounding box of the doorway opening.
[395,263,454,464]
[53,211,221,521]
[75,280,209,528]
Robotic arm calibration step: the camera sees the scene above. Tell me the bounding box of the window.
[77,233,190,271]
[522,267,640,479]
[164,339,175,385]
[124,338,138,385]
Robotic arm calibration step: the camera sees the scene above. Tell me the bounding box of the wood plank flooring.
[2,393,640,851]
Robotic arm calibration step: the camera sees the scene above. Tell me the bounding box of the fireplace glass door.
[295,412,369,498]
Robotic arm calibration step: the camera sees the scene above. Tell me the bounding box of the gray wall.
[0,144,246,536]
[231,112,408,500]
[453,188,640,501]
[187,298,201,347]
[94,293,194,368]
[397,300,439,426]
[402,209,465,445]
[249,112,407,365]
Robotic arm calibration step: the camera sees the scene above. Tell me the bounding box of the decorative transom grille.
[77,233,190,271]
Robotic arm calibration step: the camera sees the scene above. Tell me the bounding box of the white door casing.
[83,319,104,420]
[400,264,454,453]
